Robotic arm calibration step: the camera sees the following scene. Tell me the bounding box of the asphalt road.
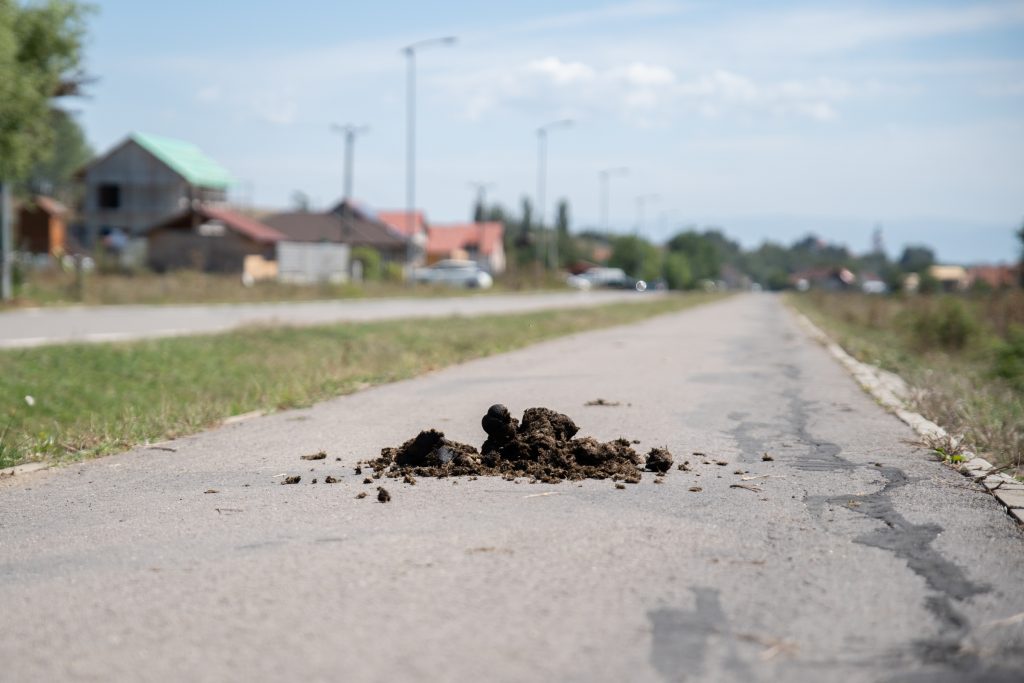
[2,294,1022,683]
[0,290,650,348]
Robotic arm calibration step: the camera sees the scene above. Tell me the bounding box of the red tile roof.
[377,210,427,237]
[200,205,285,244]
[427,222,504,256]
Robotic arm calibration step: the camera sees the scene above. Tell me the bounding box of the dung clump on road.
[367,404,662,484]
[645,448,673,473]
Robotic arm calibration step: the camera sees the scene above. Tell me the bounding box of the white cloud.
[528,57,596,85]
[611,62,676,87]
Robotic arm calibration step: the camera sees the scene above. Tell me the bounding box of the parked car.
[567,267,646,292]
[413,259,494,288]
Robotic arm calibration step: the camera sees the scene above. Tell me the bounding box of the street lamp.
[598,167,629,233]
[403,35,456,282]
[330,123,369,201]
[536,118,573,269]
[635,193,660,236]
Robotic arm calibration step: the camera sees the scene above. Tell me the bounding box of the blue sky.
[75,0,1024,262]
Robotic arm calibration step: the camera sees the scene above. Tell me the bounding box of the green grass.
[4,268,574,308]
[0,293,723,469]
[789,290,1024,473]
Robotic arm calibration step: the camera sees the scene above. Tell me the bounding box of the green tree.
[609,235,661,282]
[662,251,692,290]
[666,230,721,282]
[25,107,91,202]
[554,198,578,267]
[1017,222,1024,288]
[898,245,935,273]
[0,0,92,181]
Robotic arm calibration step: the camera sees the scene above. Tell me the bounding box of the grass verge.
[4,269,572,308]
[0,293,723,469]
[788,291,1024,473]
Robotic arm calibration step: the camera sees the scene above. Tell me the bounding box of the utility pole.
[330,123,369,201]
[0,182,11,301]
[403,36,456,284]
[635,193,660,237]
[536,119,573,269]
[598,167,628,233]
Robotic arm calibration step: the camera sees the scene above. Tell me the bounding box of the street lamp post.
[403,36,456,284]
[330,123,369,201]
[536,118,573,269]
[598,166,629,233]
[468,181,495,268]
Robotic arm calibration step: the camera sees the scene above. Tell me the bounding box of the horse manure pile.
[366,405,673,484]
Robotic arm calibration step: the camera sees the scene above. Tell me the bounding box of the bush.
[662,252,693,290]
[910,297,977,351]
[993,325,1024,392]
[351,247,381,281]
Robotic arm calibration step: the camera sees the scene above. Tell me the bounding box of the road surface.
[0,290,651,348]
[2,294,1022,682]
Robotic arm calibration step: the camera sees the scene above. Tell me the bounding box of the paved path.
[2,294,1022,682]
[0,290,651,347]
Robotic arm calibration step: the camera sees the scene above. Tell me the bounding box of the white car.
[413,260,494,288]
[567,267,646,292]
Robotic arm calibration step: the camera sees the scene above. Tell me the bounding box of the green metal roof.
[131,132,233,189]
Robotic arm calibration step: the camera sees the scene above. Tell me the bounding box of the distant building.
[426,222,505,274]
[928,265,969,292]
[264,200,408,269]
[789,267,856,291]
[78,132,232,247]
[146,204,282,277]
[967,265,1019,289]
[15,196,67,255]
[375,209,428,266]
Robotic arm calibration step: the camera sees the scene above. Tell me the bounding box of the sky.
[74,0,1024,263]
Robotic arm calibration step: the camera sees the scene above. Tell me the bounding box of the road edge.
[790,307,1024,526]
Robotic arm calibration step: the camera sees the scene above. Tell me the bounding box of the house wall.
[277,241,350,284]
[82,140,226,245]
[147,226,268,273]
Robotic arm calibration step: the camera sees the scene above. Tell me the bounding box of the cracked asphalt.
[2,294,1022,682]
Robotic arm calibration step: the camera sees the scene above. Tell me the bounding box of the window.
[98,183,121,209]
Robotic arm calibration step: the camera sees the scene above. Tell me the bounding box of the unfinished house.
[78,132,232,250]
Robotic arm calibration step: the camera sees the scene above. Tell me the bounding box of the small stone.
[377,487,391,503]
[762,453,774,462]
[355,491,367,499]
[615,483,626,490]
[281,476,301,485]
[689,486,702,492]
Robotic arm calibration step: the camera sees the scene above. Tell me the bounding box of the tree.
[0,0,91,182]
[1,0,92,300]
[666,230,722,282]
[554,198,577,267]
[290,190,311,211]
[1017,221,1024,288]
[898,245,935,273]
[662,251,692,290]
[609,235,661,282]
[25,108,91,202]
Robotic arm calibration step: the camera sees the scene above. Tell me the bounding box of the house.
[426,221,505,274]
[15,196,67,255]
[264,200,408,272]
[928,265,969,292]
[78,132,232,248]
[375,209,428,266]
[146,204,283,278]
[968,265,1019,289]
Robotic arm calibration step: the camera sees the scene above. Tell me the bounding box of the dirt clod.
[585,398,621,407]
[762,452,774,461]
[355,491,367,499]
[615,483,626,490]
[645,448,674,473]
[377,487,391,503]
[301,451,326,461]
[403,474,416,485]
[363,477,372,484]
[678,461,691,471]
[204,489,218,494]
[324,476,338,484]
[311,478,317,484]
[370,405,661,484]
[282,476,301,485]
[689,486,702,492]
